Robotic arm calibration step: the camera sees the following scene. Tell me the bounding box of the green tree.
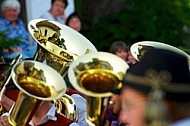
[83,0,190,51]
[0,30,21,51]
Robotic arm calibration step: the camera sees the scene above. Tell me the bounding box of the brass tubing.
[8,92,37,126]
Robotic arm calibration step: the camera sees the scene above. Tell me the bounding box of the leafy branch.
[0,30,21,50]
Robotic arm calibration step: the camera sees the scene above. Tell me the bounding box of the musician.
[0,101,79,126]
[0,85,87,126]
[0,86,81,126]
[119,48,190,126]
[104,89,125,126]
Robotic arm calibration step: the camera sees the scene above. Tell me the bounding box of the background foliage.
[0,30,21,51]
[79,0,190,51]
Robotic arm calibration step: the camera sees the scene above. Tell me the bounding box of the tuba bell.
[27,19,98,122]
[9,60,67,126]
[68,52,130,126]
[28,19,97,76]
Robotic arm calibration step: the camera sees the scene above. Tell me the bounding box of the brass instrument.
[27,19,98,122]
[0,54,22,114]
[9,60,67,126]
[28,19,97,77]
[68,52,130,126]
[130,41,190,61]
[54,94,78,121]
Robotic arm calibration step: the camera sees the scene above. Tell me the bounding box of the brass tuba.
[27,19,98,122]
[68,52,130,126]
[28,19,97,77]
[9,60,67,126]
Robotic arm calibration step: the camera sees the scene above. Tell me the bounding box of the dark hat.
[123,48,190,101]
[111,88,121,94]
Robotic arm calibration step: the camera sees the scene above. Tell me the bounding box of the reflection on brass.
[74,58,113,75]
[14,61,56,98]
[36,20,61,32]
[17,76,52,98]
[79,69,121,93]
[55,94,78,121]
[60,50,74,60]
[85,49,92,54]
[45,53,68,75]
[31,20,65,49]
[15,62,56,98]
[69,52,129,126]
[30,20,76,61]
[9,92,36,126]
[73,58,122,94]
[137,44,154,60]
[9,61,66,126]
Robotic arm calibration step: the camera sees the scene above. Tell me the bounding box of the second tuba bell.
[68,52,130,126]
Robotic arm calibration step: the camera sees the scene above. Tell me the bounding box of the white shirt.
[40,11,65,24]
[71,94,88,126]
[29,105,57,126]
[169,117,190,126]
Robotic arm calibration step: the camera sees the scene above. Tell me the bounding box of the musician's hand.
[0,115,8,126]
[1,95,14,111]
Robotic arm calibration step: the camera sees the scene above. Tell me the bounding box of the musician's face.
[119,86,147,126]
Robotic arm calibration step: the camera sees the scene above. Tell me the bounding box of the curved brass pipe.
[54,94,78,121]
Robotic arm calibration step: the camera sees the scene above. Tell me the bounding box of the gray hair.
[1,0,21,14]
